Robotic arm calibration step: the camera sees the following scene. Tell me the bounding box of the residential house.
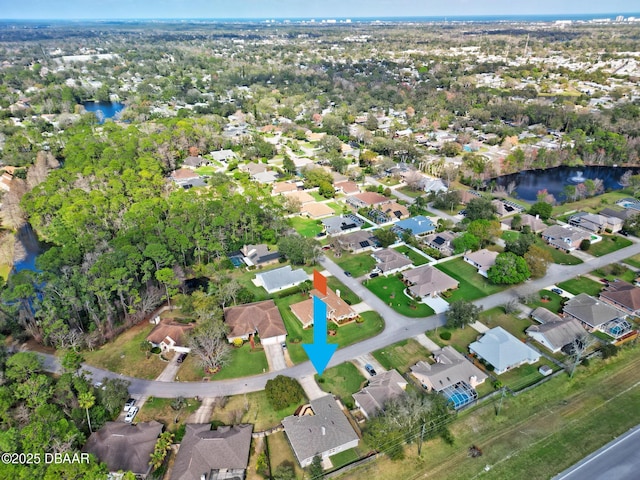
[541,225,591,252]
[600,206,637,222]
[526,309,586,353]
[253,171,279,184]
[147,319,194,354]
[346,192,390,210]
[422,177,448,193]
[394,216,436,237]
[301,202,334,219]
[469,326,541,374]
[371,248,413,275]
[290,288,358,328]
[568,212,623,233]
[600,280,640,315]
[182,156,208,169]
[463,249,499,278]
[272,181,299,195]
[491,200,524,218]
[171,424,253,480]
[402,265,459,299]
[240,244,281,267]
[293,157,314,171]
[353,370,408,419]
[377,201,410,221]
[253,265,309,294]
[335,230,378,253]
[423,231,457,256]
[284,190,315,205]
[458,189,481,205]
[321,214,364,236]
[83,421,164,479]
[210,149,237,163]
[410,346,487,392]
[224,300,288,345]
[170,168,200,185]
[334,180,360,195]
[501,213,547,233]
[240,162,267,176]
[282,395,359,468]
[563,293,632,339]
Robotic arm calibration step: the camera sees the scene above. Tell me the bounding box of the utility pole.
[496,387,507,416]
[417,422,426,456]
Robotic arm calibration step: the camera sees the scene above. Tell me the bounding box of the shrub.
[439,331,452,341]
[233,338,244,347]
[580,239,591,251]
[150,346,161,354]
[265,375,305,410]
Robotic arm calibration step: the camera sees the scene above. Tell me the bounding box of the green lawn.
[178,342,269,381]
[397,186,424,198]
[394,245,429,266]
[327,201,345,214]
[591,265,636,283]
[588,235,632,257]
[326,276,360,305]
[310,191,326,201]
[289,216,323,237]
[194,166,217,175]
[136,397,201,432]
[624,254,640,269]
[365,275,435,317]
[496,360,556,391]
[315,362,366,404]
[500,230,521,242]
[275,294,385,364]
[435,258,507,302]
[534,238,583,265]
[266,431,305,479]
[83,322,167,380]
[333,252,377,277]
[211,390,303,431]
[426,326,481,355]
[558,276,603,296]
[526,290,565,314]
[552,190,632,216]
[480,307,534,340]
[372,338,432,373]
[330,448,361,469]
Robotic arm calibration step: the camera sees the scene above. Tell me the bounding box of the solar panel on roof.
[433,237,445,246]
[359,241,370,248]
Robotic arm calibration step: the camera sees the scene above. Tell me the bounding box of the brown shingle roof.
[600,280,640,313]
[146,320,194,348]
[224,300,287,339]
[290,289,357,327]
[352,192,390,206]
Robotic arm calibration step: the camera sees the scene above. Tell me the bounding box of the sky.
[0,0,639,20]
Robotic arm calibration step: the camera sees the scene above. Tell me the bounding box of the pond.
[82,101,125,124]
[494,166,640,202]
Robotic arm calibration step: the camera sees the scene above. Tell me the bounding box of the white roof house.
[253,266,309,294]
[469,327,540,374]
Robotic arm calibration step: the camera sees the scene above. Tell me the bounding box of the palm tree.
[78,391,96,433]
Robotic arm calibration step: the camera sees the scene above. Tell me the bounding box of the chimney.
[336,289,341,298]
[321,426,326,436]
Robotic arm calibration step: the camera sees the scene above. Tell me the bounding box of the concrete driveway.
[264,343,286,372]
[423,295,450,314]
[155,352,181,382]
[354,354,386,378]
[299,375,325,400]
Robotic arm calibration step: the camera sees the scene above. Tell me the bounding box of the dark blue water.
[12,251,39,273]
[494,166,640,203]
[83,102,125,124]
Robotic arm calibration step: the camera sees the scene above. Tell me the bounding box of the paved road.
[34,237,640,398]
[552,424,640,480]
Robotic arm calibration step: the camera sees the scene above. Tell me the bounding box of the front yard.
[426,326,481,355]
[177,342,269,382]
[326,276,360,305]
[83,322,168,380]
[435,258,507,302]
[289,216,323,237]
[526,290,565,314]
[372,338,432,373]
[557,275,603,296]
[365,275,435,317]
[587,235,632,257]
[136,397,201,432]
[480,307,534,341]
[315,362,366,405]
[333,252,377,277]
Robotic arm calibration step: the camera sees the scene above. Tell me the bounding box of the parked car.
[123,398,136,412]
[364,364,377,376]
[344,271,352,277]
[177,353,187,364]
[551,287,563,295]
[124,406,139,423]
[281,342,287,350]
[369,272,379,278]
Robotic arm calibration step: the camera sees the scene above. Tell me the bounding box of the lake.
[82,101,125,124]
[493,166,640,202]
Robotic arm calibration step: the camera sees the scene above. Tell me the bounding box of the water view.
[82,101,125,124]
[494,166,640,202]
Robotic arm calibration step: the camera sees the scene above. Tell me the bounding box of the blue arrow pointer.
[302,295,337,376]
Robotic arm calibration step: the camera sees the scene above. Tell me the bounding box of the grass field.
[558,276,603,296]
[83,322,167,380]
[397,186,424,198]
[333,252,377,277]
[275,293,385,364]
[289,216,323,237]
[194,166,217,175]
[365,275,435,317]
[266,431,304,479]
[394,245,429,266]
[552,191,632,216]
[316,362,366,404]
[339,344,640,480]
[326,276,360,305]
[526,290,565,313]
[178,342,269,381]
[480,307,534,340]
[136,397,201,431]
[587,235,632,257]
[426,326,481,355]
[535,238,583,265]
[623,253,640,269]
[591,265,636,283]
[210,390,303,431]
[435,258,507,302]
[372,338,432,373]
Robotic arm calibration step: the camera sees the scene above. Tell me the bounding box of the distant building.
[463,249,499,278]
[423,231,457,256]
[335,230,379,253]
[402,265,459,299]
[321,214,364,236]
[394,216,436,237]
[371,248,413,275]
[241,244,281,267]
[253,265,309,294]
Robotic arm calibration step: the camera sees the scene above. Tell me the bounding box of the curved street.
[36,237,640,398]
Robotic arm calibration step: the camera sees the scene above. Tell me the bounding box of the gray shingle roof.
[410,346,487,392]
[526,318,585,351]
[171,424,253,480]
[254,265,308,293]
[282,395,359,465]
[563,293,623,328]
[352,370,407,418]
